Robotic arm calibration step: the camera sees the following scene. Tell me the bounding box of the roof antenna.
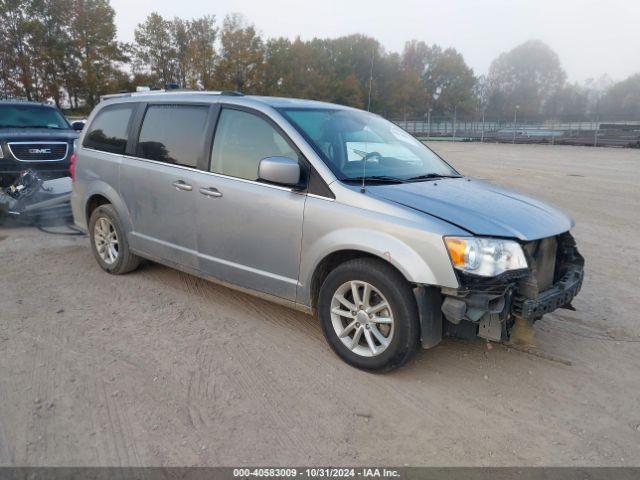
[361,46,375,194]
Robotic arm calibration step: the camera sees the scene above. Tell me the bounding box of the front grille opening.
[8,142,68,161]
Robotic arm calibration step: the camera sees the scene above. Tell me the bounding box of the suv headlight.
[444,236,528,277]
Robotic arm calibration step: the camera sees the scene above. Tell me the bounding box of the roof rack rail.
[100,92,133,101]
[99,89,243,103]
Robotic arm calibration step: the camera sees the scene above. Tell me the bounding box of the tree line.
[1,0,639,120]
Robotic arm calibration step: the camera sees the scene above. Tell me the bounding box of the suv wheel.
[89,204,140,274]
[318,258,419,372]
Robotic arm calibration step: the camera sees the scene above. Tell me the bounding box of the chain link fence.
[393,116,640,148]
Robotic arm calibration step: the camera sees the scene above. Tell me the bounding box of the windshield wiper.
[343,175,406,184]
[406,173,462,182]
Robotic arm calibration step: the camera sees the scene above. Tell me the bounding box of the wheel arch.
[86,194,111,224]
[82,181,133,233]
[309,250,387,310]
[300,228,442,309]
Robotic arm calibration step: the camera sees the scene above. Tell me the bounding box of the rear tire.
[318,257,419,372]
[88,204,140,275]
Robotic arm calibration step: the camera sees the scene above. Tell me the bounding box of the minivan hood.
[366,177,573,241]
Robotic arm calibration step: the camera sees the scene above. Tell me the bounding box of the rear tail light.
[69,152,77,181]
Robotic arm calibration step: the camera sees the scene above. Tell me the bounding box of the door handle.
[172,180,193,192]
[199,187,223,198]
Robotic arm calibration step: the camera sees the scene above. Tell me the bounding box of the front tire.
[318,258,420,372]
[89,204,140,275]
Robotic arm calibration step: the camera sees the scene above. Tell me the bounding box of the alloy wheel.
[94,217,119,265]
[330,280,395,357]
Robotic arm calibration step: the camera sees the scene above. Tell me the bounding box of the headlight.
[444,236,528,277]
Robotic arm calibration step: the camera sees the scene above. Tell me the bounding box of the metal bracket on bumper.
[512,266,584,322]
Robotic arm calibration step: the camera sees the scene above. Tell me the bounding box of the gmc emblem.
[29,148,51,154]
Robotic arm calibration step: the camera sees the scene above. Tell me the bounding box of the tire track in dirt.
[160,267,326,344]
[225,341,316,454]
[25,325,58,465]
[0,381,14,464]
[97,377,142,466]
[185,343,217,430]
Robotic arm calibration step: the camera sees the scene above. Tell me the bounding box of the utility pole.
[594,98,600,147]
[452,105,457,142]
[512,105,520,144]
[480,109,485,143]
[427,108,432,141]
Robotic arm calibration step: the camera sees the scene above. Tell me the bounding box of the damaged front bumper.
[512,265,583,322]
[438,232,585,343]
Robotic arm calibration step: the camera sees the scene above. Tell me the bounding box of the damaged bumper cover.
[436,232,585,343]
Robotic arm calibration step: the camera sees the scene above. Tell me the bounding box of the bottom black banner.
[1,468,640,480]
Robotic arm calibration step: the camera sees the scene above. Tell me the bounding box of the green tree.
[399,41,476,117]
[28,0,74,105]
[600,74,640,118]
[263,37,294,96]
[0,0,39,100]
[214,13,265,92]
[331,34,381,108]
[423,45,476,116]
[334,73,364,108]
[188,15,218,89]
[133,13,176,86]
[171,17,191,88]
[544,82,590,119]
[69,0,127,108]
[486,40,566,117]
[374,52,418,118]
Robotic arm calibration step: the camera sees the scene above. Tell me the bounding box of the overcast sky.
[111,0,640,83]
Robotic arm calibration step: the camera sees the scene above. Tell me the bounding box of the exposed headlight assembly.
[444,236,528,277]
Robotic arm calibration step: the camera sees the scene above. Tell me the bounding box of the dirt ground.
[1,143,639,467]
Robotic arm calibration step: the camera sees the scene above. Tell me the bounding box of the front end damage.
[417,232,584,346]
[443,232,584,342]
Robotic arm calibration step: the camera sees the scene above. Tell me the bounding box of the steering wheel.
[361,151,382,163]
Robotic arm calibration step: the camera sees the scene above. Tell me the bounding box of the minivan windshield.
[278,108,459,182]
[0,104,70,129]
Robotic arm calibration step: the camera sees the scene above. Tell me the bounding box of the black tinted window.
[137,105,208,168]
[84,105,133,154]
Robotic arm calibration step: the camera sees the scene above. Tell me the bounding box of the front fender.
[298,227,459,307]
[309,226,439,280]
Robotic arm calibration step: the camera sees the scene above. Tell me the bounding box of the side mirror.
[71,121,85,131]
[258,156,301,187]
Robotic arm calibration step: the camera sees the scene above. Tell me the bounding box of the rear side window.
[84,105,133,154]
[137,104,208,168]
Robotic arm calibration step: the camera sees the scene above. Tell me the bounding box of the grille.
[8,142,68,161]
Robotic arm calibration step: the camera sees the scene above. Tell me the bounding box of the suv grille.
[8,142,68,161]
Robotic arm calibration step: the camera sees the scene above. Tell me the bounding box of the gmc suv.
[0,100,82,186]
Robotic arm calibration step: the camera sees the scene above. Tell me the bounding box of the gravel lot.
[1,143,639,466]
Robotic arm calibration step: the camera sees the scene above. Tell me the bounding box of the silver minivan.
[71,91,584,371]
